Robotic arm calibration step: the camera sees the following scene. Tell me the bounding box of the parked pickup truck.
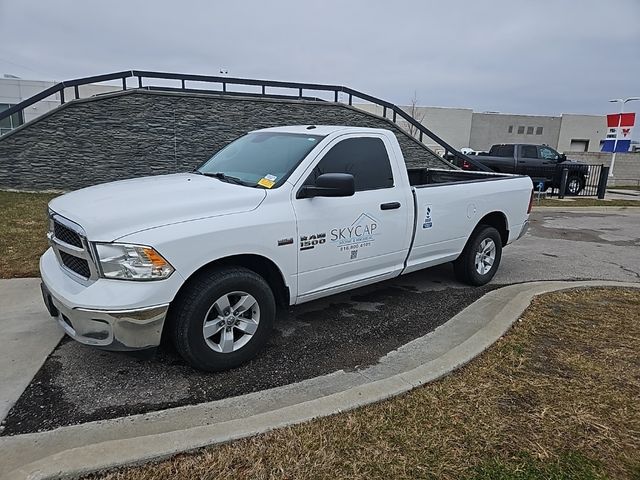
[456,143,589,195]
[40,126,533,371]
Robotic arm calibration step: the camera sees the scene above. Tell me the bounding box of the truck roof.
[253,125,392,136]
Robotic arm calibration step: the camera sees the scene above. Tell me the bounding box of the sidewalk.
[0,279,62,425]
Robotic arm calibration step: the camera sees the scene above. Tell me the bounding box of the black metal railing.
[457,159,610,198]
[521,164,609,198]
[0,69,490,171]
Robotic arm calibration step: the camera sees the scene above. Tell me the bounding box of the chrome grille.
[49,212,98,282]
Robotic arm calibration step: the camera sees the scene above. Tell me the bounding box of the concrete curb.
[1,280,638,480]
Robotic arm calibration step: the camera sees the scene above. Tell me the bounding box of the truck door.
[519,145,544,180]
[537,146,561,185]
[292,134,412,301]
[486,145,516,173]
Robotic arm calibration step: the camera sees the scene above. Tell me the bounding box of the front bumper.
[41,282,168,351]
[40,248,183,351]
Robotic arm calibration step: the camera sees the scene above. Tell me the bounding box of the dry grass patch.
[91,287,640,480]
[0,190,57,278]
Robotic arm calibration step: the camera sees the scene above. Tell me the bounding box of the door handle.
[380,202,401,210]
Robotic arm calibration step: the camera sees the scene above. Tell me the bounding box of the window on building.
[517,126,525,134]
[508,125,513,133]
[0,104,24,135]
[521,145,538,158]
[526,126,534,135]
[535,126,543,135]
[569,139,589,152]
[304,137,394,191]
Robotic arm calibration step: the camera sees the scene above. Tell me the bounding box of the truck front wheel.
[453,225,502,286]
[170,267,275,372]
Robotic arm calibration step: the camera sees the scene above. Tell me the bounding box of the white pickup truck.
[40,126,533,371]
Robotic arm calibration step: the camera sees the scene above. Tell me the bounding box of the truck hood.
[49,173,267,241]
[559,158,589,170]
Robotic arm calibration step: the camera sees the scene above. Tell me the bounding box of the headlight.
[94,243,174,280]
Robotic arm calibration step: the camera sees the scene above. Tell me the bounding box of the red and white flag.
[602,113,635,152]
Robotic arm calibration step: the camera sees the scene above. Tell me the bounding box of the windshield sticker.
[422,205,433,229]
[258,177,276,188]
[264,174,277,181]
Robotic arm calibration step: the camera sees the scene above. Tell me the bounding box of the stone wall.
[0,89,451,191]
[563,151,640,186]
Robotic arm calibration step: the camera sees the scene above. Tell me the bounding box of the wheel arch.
[175,254,291,308]
[476,211,509,246]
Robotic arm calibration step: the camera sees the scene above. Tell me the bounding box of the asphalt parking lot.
[1,207,639,436]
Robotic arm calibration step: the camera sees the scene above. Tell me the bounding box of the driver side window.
[304,137,394,191]
[538,146,558,160]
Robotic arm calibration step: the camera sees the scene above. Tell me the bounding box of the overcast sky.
[1,0,639,118]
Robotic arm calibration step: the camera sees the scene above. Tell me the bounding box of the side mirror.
[297,173,355,199]
[559,153,566,161]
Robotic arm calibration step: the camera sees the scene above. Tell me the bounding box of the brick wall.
[0,89,451,191]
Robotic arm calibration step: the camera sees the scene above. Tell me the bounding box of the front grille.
[54,221,83,248]
[59,251,91,279]
[50,213,96,281]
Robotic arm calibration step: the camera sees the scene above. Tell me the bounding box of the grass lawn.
[535,198,640,207]
[0,190,57,278]
[90,287,640,480]
[609,185,640,191]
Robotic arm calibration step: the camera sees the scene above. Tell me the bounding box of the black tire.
[453,225,502,286]
[565,174,585,196]
[169,267,275,372]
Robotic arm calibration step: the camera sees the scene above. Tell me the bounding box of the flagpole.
[608,97,639,178]
[609,107,621,178]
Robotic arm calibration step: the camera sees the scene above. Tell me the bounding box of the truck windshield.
[197,132,325,188]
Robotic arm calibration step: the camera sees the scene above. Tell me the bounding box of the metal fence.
[454,158,611,198]
[0,69,491,173]
[528,164,609,198]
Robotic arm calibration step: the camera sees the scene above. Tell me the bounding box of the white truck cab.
[40,126,532,371]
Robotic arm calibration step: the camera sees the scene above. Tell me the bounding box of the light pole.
[608,97,639,177]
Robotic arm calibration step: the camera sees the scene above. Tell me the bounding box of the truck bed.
[407,167,517,187]
[402,167,532,276]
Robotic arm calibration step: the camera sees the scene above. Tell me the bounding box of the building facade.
[355,102,610,153]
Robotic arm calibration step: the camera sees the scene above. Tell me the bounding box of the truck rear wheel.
[565,175,585,196]
[170,267,275,372]
[453,225,502,286]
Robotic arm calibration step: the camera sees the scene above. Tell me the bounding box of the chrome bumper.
[41,283,168,351]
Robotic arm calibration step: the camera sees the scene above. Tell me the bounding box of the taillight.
[527,189,534,214]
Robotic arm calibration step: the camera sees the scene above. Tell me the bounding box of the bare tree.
[405,91,426,138]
